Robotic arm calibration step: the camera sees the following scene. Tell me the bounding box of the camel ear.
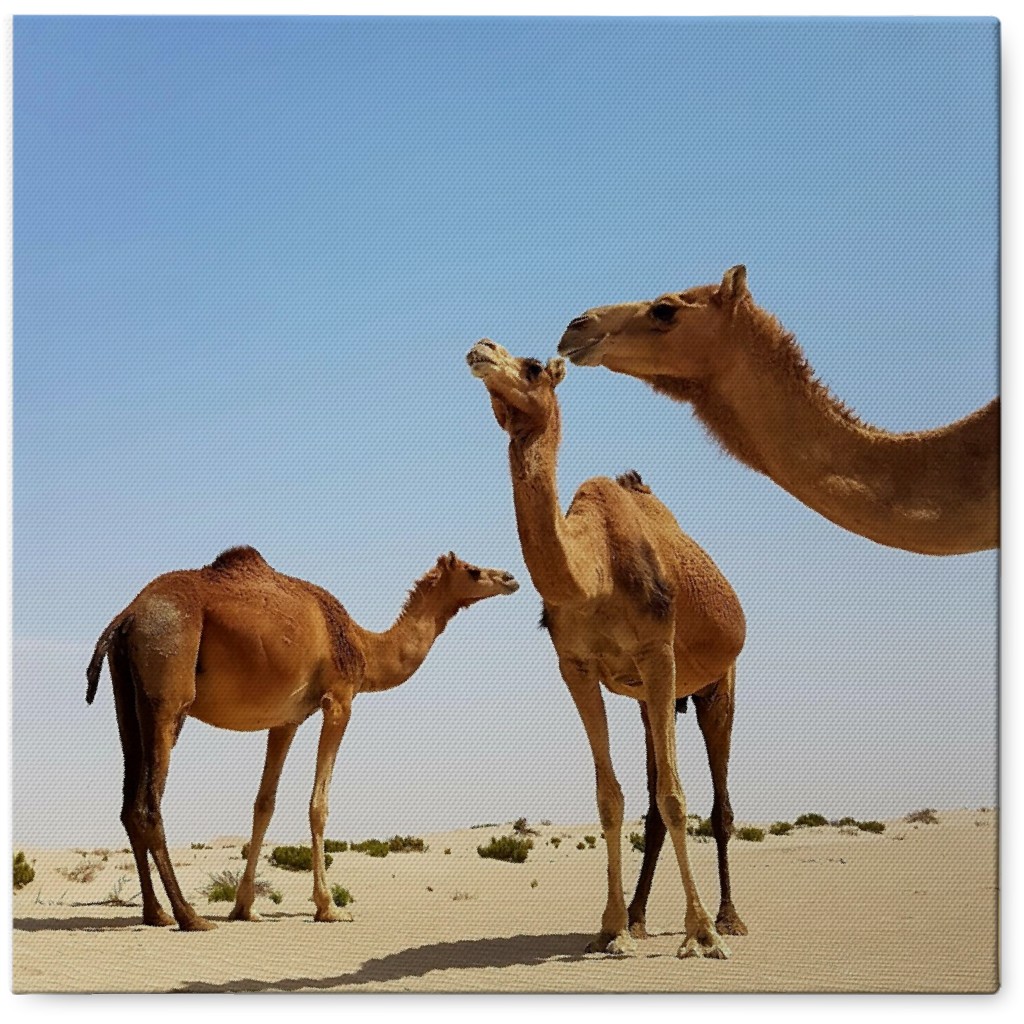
[546,357,567,387]
[446,551,458,568]
[715,265,749,305]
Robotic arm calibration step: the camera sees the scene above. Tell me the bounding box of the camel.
[558,266,999,556]
[86,545,518,931]
[467,340,747,959]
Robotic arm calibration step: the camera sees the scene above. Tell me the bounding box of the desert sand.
[12,807,997,994]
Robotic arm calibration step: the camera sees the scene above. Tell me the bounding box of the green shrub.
[444,848,452,855]
[583,835,597,849]
[549,837,561,848]
[856,820,886,834]
[13,851,34,889]
[576,842,585,850]
[241,842,251,859]
[270,845,332,871]
[794,813,828,828]
[331,884,354,908]
[687,817,713,838]
[387,835,427,853]
[351,839,389,858]
[905,808,939,825]
[530,879,538,888]
[769,821,793,836]
[190,842,211,850]
[835,817,857,827]
[513,817,538,836]
[477,836,532,863]
[629,831,645,852]
[268,889,283,904]
[201,869,278,903]
[736,826,765,842]
[324,839,349,853]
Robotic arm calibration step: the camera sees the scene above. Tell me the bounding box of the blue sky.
[13,16,998,846]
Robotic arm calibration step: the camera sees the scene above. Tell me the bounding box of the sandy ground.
[12,807,997,994]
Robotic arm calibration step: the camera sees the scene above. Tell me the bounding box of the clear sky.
[13,16,998,847]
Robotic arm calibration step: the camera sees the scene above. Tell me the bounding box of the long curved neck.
[650,304,998,556]
[508,413,588,603]
[356,577,459,693]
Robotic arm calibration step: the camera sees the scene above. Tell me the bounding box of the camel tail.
[86,614,132,705]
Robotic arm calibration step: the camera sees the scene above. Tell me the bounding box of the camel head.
[466,339,566,437]
[431,551,520,607]
[557,265,751,381]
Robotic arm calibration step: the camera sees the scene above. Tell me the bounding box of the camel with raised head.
[558,265,998,556]
[86,546,518,931]
[467,340,746,959]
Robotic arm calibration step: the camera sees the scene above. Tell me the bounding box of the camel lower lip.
[467,355,496,375]
[558,336,603,365]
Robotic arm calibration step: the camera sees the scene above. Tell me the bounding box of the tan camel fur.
[467,340,746,959]
[86,546,518,931]
[558,266,998,556]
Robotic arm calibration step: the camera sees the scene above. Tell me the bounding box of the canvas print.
[12,16,999,993]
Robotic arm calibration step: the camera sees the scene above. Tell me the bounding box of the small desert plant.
[513,817,539,836]
[331,884,354,908]
[477,835,532,863]
[576,841,585,850]
[540,819,552,826]
[769,821,793,836]
[794,813,828,828]
[905,808,939,825]
[241,842,251,859]
[191,842,211,850]
[324,839,349,853]
[856,820,885,834]
[452,890,475,901]
[91,848,111,861]
[101,875,137,906]
[351,839,390,858]
[549,837,561,849]
[687,817,713,838]
[835,817,857,827]
[583,835,597,849]
[628,832,645,852]
[268,889,283,904]
[530,879,538,889]
[13,851,35,889]
[470,822,498,829]
[202,869,279,903]
[59,860,103,883]
[736,826,765,842]
[444,848,452,855]
[270,845,332,871]
[388,835,427,853]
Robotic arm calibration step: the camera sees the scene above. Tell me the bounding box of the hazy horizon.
[13,16,997,849]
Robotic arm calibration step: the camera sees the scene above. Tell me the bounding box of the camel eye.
[523,360,543,380]
[650,302,677,324]
[467,568,482,581]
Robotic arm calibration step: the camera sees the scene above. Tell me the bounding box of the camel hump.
[205,546,269,573]
[615,469,652,494]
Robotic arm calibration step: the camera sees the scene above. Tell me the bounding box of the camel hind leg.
[107,630,173,927]
[126,603,213,931]
[693,663,747,936]
[627,701,667,939]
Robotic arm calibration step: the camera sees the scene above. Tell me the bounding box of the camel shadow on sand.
[13,909,311,933]
[174,932,594,992]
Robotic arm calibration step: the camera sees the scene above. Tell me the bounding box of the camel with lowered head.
[87,545,518,931]
[558,265,998,556]
[467,340,746,959]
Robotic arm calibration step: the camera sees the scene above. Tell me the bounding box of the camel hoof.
[178,916,217,932]
[586,931,637,956]
[628,919,650,940]
[228,906,261,922]
[314,907,354,923]
[678,927,730,960]
[143,907,175,928]
[716,906,748,936]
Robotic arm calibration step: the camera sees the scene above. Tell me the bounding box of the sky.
[12,15,999,848]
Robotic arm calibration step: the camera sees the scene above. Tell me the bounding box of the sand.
[12,808,998,994]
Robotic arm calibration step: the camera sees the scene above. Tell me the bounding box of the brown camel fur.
[467,340,747,959]
[86,546,518,931]
[558,265,998,556]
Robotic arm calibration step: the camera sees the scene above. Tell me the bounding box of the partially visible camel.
[86,546,518,931]
[558,266,999,556]
[467,340,747,959]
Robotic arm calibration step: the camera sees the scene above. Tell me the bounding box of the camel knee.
[596,778,625,831]
[710,798,734,838]
[254,792,275,819]
[656,788,687,830]
[309,800,328,835]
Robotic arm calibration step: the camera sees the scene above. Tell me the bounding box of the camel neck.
[356,579,458,693]
[507,417,587,604]
[668,305,999,555]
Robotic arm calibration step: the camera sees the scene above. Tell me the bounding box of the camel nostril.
[566,315,594,333]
